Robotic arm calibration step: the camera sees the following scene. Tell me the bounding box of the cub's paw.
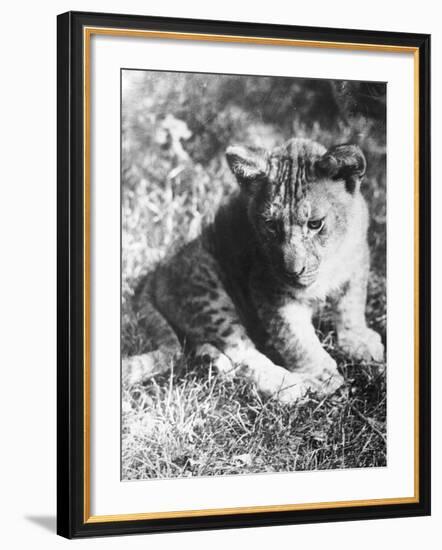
[300,355,345,397]
[276,371,345,404]
[274,372,311,404]
[194,343,235,380]
[254,365,307,404]
[338,327,384,363]
[313,359,346,395]
[269,358,344,405]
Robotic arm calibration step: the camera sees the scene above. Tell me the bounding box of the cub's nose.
[290,255,306,277]
[283,244,306,277]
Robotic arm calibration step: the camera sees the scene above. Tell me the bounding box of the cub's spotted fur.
[123,138,384,404]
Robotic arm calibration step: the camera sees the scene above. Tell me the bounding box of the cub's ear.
[316,144,366,194]
[226,145,267,189]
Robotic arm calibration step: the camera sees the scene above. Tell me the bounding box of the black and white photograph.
[0,0,435,545]
[121,70,387,480]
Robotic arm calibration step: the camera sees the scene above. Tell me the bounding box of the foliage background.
[121,70,386,480]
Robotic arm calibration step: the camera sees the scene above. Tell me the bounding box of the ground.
[121,71,387,480]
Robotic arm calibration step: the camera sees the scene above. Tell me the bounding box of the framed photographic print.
[57,10,431,538]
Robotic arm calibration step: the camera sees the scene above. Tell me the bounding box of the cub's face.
[226,138,366,287]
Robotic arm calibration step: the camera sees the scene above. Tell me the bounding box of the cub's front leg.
[261,301,345,396]
[333,256,384,363]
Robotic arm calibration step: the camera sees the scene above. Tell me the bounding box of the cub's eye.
[307,218,325,231]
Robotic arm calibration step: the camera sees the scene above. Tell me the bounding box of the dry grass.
[121,71,387,480]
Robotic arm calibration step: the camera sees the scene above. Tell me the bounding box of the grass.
[122,362,385,479]
[121,71,387,480]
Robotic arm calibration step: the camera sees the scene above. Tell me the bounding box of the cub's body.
[124,138,383,403]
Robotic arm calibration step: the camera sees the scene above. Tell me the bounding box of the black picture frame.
[57,10,431,539]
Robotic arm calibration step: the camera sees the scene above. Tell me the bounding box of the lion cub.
[124,138,384,404]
